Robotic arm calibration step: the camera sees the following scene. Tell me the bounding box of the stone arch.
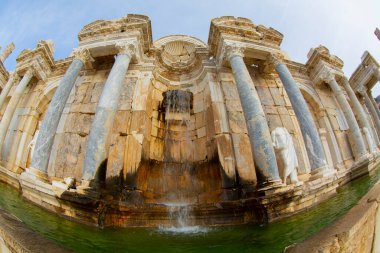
[299,84,343,170]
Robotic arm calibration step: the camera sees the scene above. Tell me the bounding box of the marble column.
[364,92,380,137]
[0,68,34,154]
[81,43,134,187]
[322,70,367,160]
[227,46,281,187]
[341,77,379,150]
[271,55,328,173]
[0,72,19,110]
[28,49,91,179]
[369,93,380,119]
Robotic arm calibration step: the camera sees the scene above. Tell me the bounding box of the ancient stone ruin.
[0,14,380,228]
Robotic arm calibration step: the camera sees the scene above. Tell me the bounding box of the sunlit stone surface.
[0,14,378,231]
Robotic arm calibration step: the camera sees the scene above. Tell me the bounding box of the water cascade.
[158,90,204,233]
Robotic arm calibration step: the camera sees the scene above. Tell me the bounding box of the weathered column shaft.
[30,57,85,174]
[364,92,380,136]
[0,69,34,152]
[0,43,15,63]
[0,73,18,110]
[82,52,131,184]
[228,50,280,186]
[342,78,379,149]
[324,73,367,159]
[369,93,380,119]
[274,61,328,171]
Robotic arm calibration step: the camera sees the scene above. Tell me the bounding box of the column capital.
[115,42,136,58]
[357,85,367,96]
[72,48,94,64]
[320,68,336,84]
[8,71,20,83]
[25,65,37,78]
[267,53,284,66]
[225,44,245,60]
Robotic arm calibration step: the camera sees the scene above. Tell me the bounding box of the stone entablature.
[78,14,152,52]
[0,14,379,228]
[15,40,55,81]
[349,51,380,92]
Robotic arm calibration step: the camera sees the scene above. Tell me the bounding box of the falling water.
[158,90,207,233]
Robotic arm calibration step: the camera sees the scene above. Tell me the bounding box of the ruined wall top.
[15,40,55,80]
[306,45,344,71]
[78,14,153,53]
[208,16,283,56]
[349,51,380,92]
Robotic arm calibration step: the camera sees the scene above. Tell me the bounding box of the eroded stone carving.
[272,127,301,185]
[225,44,245,60]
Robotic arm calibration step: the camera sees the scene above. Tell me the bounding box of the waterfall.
[158,90,207,233]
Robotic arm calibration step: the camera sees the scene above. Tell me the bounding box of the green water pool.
[1,168,379,253]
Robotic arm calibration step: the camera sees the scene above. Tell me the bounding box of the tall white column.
[321,70,367,160]
[342,77,379,151]
[364,92,380,137]
[81,43,134,188]
[271,55,328,174]
[0,68,34,154]
[26,49,91,181]
[227,46,281,188]
[0,72,19,110]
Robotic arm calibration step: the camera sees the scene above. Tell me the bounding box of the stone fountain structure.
[0,14,379,227]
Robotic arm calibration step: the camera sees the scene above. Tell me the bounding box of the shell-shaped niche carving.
[161,41,196,70]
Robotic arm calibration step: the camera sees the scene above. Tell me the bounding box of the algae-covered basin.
[0,167,379,253]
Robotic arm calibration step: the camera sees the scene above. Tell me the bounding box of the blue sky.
[0,0,379,95]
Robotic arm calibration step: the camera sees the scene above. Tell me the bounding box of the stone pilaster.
[81,43,135,188]
[226,46,281,188]
[0,72,19,110]
[26,49,91,180]
[341,77,379,150]
[321,69,367,160]
[269,54,329,174]
[0,68,34,154]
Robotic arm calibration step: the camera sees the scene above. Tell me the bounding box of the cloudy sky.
[0,0,379,94]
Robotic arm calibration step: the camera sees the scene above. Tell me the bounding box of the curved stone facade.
[0,14,380,227]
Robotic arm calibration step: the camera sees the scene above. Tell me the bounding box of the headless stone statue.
[271,127,301,185]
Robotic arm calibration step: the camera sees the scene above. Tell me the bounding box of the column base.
[21,167,49,183]
[76,179,100,199]
[257,179,283,192]
[309,165,336,181]
[354,153,371,166]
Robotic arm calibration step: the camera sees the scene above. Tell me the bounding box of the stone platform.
[0,155,378,228]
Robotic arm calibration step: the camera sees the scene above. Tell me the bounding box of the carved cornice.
[78,14,152,53]
[306,45,344,74]
[15,40,55,81]
[208,16,283,58]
